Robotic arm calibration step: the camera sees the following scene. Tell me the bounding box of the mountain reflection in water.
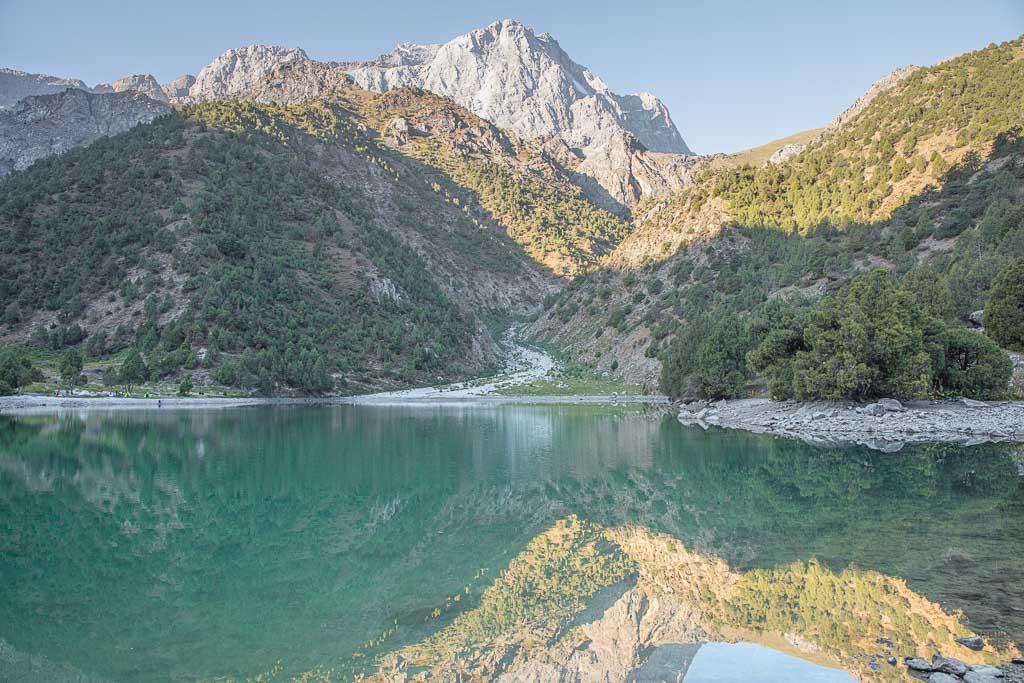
[0,404,1021,681]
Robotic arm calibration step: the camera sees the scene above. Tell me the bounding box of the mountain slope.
[0,98,559,393]
[529,36,1024,387]
[342,19,694,211]
[246,59,630,276]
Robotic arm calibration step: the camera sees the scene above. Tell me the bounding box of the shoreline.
[0,392,670,415]
[0,332,675,415]
[678,397,1024,451]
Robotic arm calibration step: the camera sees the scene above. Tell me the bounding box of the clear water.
[0,404,1021,681]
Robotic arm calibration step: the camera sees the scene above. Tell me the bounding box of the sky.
[2,0,1022,154]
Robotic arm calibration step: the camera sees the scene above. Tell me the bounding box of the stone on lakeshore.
[961,397,988,408]
[860,403,888,416]
[930,673,961,683]
[878,398,906,412]
[964,669,1004,683]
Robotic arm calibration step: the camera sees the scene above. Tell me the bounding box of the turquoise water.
[0,404,1022,681]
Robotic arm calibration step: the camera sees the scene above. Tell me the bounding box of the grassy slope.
[708,128,824,169]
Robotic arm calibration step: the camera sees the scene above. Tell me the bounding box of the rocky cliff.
[184,45,309,102]
[0,89,170,175]
[346,20,689,155]
[94,74,169,102]
[0,68,88,109]
[344,19,693,210]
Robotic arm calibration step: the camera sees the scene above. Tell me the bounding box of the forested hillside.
[245,60,632,277]
[0,93,590,394]
[530,36,1024,398]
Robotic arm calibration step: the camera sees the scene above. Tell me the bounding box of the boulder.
[929,674,961,683]
[860,403,888,417]
[960,397,988,408]
[956,635,985,651]
[964,669,1003,683]
[932,655,969,676]
[878,398,906,412]
[969,309,985,326]
[906,657,933,671]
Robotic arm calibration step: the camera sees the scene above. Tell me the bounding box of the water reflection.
[0,405,1021,681]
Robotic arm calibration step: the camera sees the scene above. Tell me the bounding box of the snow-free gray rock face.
[96,74,169,102]
[0,68,89,109]
[161,73,196,99]
[345,20,690,156]
[0,89,170,175]
[185,45,309,102]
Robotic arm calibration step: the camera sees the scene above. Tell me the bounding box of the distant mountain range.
[0,24,1020,396]
[0,21,693,211]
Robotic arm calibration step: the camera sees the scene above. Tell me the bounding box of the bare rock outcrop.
[101,73,169,102]
[0,89,170,175]
[767,142,806,165]
[241,59,353,104]
[161,73,195,99]
[0,68,88,109]
[346,20,689,155]
[824,65,920,134]
[185,44,309,102]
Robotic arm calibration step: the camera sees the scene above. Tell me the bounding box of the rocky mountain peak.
[186,44,309,101]
[824,65,920,133]
[108,74,169,102]
[162,73,196,99]
[343,20,689,158]
[342,19,691,209]
[0,68,88,109]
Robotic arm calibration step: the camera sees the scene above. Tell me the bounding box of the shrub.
[660,311,752,399]
[0,348,40,395]
[983,259,1024,351]
[936,326,1013,398]
[749,271,1011,400]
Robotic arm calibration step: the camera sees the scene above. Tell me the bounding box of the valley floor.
[678,397,1024,451]
[0,332,669,414]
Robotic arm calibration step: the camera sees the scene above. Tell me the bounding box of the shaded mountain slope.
[0,98,559,393]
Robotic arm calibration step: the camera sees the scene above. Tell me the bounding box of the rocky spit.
[904,651,1024,683]
[678,397,1024,451]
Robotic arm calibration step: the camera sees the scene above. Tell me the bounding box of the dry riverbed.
[678,397,1024,451]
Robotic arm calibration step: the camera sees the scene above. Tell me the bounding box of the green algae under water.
[0,404,1021,681]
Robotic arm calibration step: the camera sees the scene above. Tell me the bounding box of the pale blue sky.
[1,0,1021,153]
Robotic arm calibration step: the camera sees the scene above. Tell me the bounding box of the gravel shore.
[678,397,1024,451]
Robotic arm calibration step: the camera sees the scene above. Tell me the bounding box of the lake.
[0,403,1022,681]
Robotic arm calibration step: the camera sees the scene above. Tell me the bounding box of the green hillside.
[530,36,1024,400]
